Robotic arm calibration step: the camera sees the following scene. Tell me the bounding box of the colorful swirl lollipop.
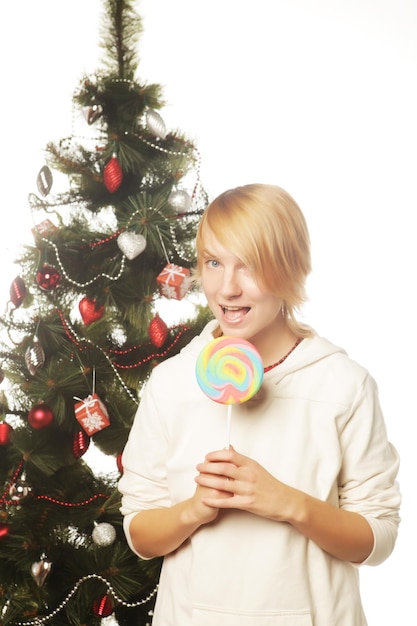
[196,336,264,405]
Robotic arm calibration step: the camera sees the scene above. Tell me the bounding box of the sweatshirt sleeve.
[118,374,171,557]
[338,373,401,566]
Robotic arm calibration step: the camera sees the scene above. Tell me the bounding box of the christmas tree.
[0,1,209,624]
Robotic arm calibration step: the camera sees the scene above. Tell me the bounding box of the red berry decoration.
[93,594,114,617]
[0,422,13,445]
[148,313,168,348]
[72,430,90,458]
[10,276,26,308]
[103,154,123,193]
[79,297,105,325]
[28,404,54,429]
[36,264,61,290]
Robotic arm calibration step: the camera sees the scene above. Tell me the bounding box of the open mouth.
[221,306,250,323]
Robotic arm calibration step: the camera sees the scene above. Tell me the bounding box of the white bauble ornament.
[168,188,192,214]
[117,231,147,260]
[92,522,117,547]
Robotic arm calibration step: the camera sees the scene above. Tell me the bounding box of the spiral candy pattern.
[196,336,264,404]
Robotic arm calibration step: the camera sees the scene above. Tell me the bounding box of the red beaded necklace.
[264,338,302,373]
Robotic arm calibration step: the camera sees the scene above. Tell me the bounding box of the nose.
[219,268,242,298]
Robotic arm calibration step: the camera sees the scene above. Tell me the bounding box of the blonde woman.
[119,184,400,626]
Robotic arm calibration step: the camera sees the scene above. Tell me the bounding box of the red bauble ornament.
[0,422,13,445]
[36,264,61,290]
[93,594,114,617]
[79,297,104,325]
[28,404,54,429]
[103,155,123,193]
[10,276,26,308]
[116,451,123,474]
[0,524,10,539]
[148,313,168,348]
[72,430,90,458]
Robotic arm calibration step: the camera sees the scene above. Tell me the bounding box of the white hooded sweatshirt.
[119,320,400,626]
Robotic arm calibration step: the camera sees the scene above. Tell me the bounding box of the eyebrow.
[200,248,216,258]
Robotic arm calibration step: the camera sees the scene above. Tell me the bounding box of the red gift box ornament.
[156,263,191,300]
[31,218,58,239]
[74,393,110,435]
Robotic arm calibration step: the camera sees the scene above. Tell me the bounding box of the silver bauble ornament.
[36,165,53,197]
[145,107,167,139]
[25,335,45,376]
[168,188,192,214]
[82,103,103,125]
[31,555,52,586]
[92,522,117,547]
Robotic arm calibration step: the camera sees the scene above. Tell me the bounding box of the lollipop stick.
[226,404,232,449]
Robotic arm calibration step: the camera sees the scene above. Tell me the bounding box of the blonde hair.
[195,184,312,337]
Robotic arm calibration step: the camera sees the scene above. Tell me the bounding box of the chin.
[219,325,250,339]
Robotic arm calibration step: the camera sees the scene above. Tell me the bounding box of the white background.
[1,1,416,623]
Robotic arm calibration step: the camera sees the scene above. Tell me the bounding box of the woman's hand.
[195,446,292,522]
[189,481,233,525]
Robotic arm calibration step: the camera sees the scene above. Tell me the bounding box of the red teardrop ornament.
[93,594,114,617]
[72,430,90,458]
[103,155,123,193]
[148,313,168,348]
[10,276,26,308]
